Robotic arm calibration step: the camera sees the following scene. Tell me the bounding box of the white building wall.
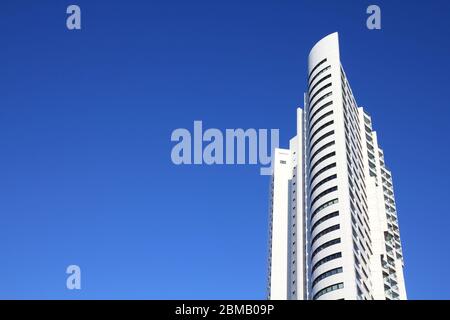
[268,32,407,301]
[292,108,306,300]
[306,32,357,300]
[268,149,293,299]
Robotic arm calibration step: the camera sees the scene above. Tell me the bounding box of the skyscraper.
[267,33,407,300]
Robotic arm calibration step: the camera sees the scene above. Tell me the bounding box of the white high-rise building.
[267,32,406,300]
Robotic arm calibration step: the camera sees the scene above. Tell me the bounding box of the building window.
[310,92,333,112]
[313,282,344,300]
[310,198,338,221]
[311,238,341,259]
[309,74,332,97]
[310,174,337,196]
[309,101,333,124]
[312,267,343,288]
[310,152,336,175]
[310,163,337,185]
[309,120,334,143]
[308,58,327,79]
[311,211,339,232]
[310,186,338,207]
[312,252,342,272]
[310,83,332,104]
[309,65,331,88]
[311,224,340,245]
[309,130,334,154]
[309,111,334,137]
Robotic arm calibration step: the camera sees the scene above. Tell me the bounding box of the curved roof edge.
[308,32,340,71]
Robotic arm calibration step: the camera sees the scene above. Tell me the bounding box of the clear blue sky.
[1,0,449,299]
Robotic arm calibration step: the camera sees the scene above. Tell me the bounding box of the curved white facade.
[268,33,406,300]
